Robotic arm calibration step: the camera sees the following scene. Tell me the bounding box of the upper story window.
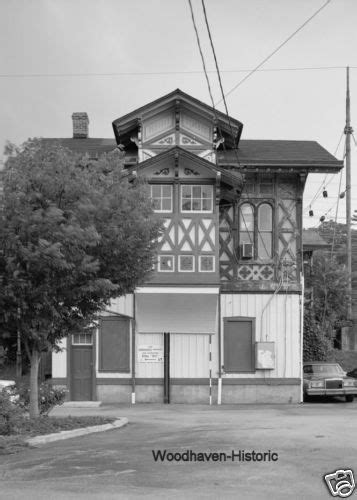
[181,185,213,212]
[258,203,273,259]
[239,203,254,246]
[239,202,273,260]
[151,185,172,213]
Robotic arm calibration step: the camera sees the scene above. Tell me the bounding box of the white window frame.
[181,185,213,213]
[158,254,175,272]
[257,203,273,260]
[199,255,215,272]
[72,332,93,345]
[178,254,195,272]
[150,184,173,213]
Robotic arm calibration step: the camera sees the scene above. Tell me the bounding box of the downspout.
[299,272,305,403]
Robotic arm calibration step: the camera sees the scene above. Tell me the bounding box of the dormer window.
[150,185,173,213]
[181,185,213,212]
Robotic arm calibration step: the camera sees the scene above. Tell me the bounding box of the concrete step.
[62,401,102,408]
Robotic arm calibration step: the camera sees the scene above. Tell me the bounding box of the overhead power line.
[187,0,216,110]
[2,66,357,79]
[215,0,333,105]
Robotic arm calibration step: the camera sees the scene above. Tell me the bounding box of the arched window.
[258,203,273,259]
[239,203,254,246]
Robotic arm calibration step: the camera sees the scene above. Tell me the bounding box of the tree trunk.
[29,350,40,418]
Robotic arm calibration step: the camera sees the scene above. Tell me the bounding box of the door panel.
[71,346,93,400]
[224,319,254,372]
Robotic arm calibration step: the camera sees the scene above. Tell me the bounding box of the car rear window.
[304,364,344,375]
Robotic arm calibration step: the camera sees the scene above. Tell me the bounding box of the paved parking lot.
[0,401,357,499]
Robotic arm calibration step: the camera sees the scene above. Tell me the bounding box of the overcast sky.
[1,0,356,228]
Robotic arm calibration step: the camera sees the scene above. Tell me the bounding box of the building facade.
[51,90,343,403]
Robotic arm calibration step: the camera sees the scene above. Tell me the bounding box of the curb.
[26,417,128,446]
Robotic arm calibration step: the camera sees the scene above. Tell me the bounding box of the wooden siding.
[108,294,134,317]
[52,338,67,378]
[136,332,219,379]
[221,293,301,379]
[136,333,163,378]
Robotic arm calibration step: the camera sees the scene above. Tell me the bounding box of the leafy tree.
[303,249,348,360]
[317,220,357,283]
[303,310,333,361]
[0,139,161,417]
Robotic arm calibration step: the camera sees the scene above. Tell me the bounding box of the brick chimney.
[72,112,89,138]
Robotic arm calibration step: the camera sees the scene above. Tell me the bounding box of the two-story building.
[51,89,343,404]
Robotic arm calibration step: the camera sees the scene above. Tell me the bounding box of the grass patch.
[0,435,30,455]
[17,415,116,436]
[0,415,116,455]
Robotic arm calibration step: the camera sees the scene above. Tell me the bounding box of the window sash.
[239,203,273,260]
[181,185,213,212]
[178,255,195,272]
[72,332,93,345]
[150,185,173,213]
[158,255,174,272]
[199,255,215,272]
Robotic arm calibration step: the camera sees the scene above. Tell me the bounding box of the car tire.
[346,395,354,403]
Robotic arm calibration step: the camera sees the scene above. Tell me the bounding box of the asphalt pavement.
[0,400,356,499]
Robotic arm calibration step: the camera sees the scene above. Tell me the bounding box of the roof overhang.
[125,146,244,191]
[112,89,243,147]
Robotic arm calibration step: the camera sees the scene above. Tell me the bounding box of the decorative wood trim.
[184,167,200,176]
[220,284,302,293]
[219,204,236,281]
[175,99,180,131]
[95,377,300,386]
[154,168,170,176]
[221,378,300,386]
[215,172,221,205]
[137,118,142,162]
[174,150,179,178]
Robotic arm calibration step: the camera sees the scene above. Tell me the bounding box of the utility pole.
[344,66,353,333]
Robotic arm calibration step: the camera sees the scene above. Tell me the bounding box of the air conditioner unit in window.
[241,242,253,259]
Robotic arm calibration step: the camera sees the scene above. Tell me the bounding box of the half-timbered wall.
[219,173,303,288]
[150,182,219,285]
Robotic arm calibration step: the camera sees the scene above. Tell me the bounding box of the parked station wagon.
[303,362,357,402]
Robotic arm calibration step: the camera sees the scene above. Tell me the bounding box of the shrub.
[17,382,67,415]
[0,390,24,436]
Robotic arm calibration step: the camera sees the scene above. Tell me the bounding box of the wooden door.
[71,333,93,400]
[223,317,255,373]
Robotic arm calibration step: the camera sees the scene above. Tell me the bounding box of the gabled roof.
[218,140,343,172]
[126,146,244,189]
[112,88,243,146]
[41,138,117,158]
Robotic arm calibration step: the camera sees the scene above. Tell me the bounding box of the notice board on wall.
[138,345,164,363]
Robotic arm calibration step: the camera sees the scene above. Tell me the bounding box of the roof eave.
[217,161,343,172]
